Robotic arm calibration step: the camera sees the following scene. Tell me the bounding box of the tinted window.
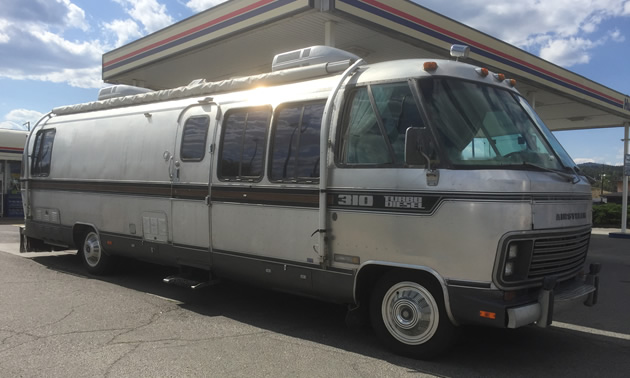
[219,107,270,180]
[419,78,562,169]
[339,83,425,165]
[180,116,209,161]
[31,129,56,176]
[270,102,324,182]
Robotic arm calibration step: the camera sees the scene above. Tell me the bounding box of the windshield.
[516,96,577,169]
[418,77,567,170]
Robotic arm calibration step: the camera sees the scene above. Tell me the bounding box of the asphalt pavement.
[1,222,629,377]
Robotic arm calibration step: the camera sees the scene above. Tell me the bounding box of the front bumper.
[448,263,600,328]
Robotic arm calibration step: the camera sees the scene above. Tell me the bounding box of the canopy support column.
[325,20,336,47]
[622,123,629,233]
[611,122,630,239]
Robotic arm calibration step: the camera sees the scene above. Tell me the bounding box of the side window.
[218,107,270,181]
[339,83,425,166]
[180,116,210,161]
[31,129,56,177]
[270,101,325,182]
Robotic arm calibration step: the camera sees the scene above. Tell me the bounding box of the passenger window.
[218,107,270,181]
[31,129,56,177]
[339,83,425,165]
[180,116,210,161]
[270,101,325,182]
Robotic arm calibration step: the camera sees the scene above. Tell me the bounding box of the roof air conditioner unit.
[271,46,360,72]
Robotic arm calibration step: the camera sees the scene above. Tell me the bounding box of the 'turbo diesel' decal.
[331,192,441,215]
[384,196,424,209]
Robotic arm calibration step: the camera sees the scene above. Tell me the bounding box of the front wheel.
[79,230,115,275]
[370,271,457,359]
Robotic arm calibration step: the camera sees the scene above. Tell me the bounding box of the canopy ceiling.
[102,0,630,132]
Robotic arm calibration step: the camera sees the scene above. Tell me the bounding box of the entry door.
[210,102,325,266]
[171,106,215,249]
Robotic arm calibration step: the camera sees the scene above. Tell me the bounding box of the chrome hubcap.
[83,232,101,268]
[382,282,439,345]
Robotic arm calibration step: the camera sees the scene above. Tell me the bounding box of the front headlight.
[504,261,515,277]
[502,240,533,282]
[508,243,518,259]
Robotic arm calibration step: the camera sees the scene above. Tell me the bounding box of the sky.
[1,0,630,165]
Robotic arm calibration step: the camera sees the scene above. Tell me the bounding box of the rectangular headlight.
[504,261,515,276]
[508,243,518,259]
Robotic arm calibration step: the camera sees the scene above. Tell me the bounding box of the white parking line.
[553,322,630,341]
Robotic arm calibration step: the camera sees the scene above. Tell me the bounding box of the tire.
[369,271,457,359]
[79,230,115,275]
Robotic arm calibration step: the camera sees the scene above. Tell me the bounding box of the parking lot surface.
[1,223,629,377]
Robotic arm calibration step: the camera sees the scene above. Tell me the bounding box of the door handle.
[174,160,180,181]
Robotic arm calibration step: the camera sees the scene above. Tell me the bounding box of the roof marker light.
[509,79,517,87]
[476,67,489,77]
[494,73,505,82]
[423,61,438,71]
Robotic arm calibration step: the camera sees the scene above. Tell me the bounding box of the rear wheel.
[79,230,115,275]
[370,271,457,359]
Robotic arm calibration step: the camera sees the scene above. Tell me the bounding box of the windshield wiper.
[520,162,580,184]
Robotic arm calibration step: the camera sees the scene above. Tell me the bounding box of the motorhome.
[21,45,599,358]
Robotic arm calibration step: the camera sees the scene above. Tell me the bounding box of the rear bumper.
[448,264,600,328]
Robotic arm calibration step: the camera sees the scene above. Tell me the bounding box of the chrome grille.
[528,229,591,280]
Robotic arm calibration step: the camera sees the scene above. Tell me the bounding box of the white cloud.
[5,109,44,128]
[0,121,25,130]
[6,109,44,123]
[414,0,630,67]
[103,18,142,47]
[0,108,45,130]
[3,0,87,29]
[609,28,625,42]
[24,67,104,89]
[61,0,89,32]
[0,66,103,89]
[0,20,9,44]
[0,24,105,87]
[573,158,597,164]
[113,0,174,34]
[0,0,104,88]
[539,38,600,67]
[185,0,228,13]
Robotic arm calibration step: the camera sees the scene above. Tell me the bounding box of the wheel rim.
[83,232,102,268]
[381,281,439,345]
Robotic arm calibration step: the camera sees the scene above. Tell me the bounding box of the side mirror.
[405,127,440,186]
[405,127,434,167]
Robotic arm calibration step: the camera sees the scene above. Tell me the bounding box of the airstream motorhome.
[21,45,599,358]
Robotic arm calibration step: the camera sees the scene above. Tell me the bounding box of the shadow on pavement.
[26,251,630,378]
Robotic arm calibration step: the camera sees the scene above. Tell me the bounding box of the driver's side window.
[338,83,425,166]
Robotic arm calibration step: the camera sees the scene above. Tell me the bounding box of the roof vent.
[272,45,360,72]
[97,84,153,101]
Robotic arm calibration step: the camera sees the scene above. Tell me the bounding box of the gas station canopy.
[102,0,630,132]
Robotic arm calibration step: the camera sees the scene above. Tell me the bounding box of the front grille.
[528,229,591,280]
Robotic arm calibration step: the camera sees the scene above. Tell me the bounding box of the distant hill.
[578,163,623,192]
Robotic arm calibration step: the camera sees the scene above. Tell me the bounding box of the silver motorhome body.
[21,46,599,358]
